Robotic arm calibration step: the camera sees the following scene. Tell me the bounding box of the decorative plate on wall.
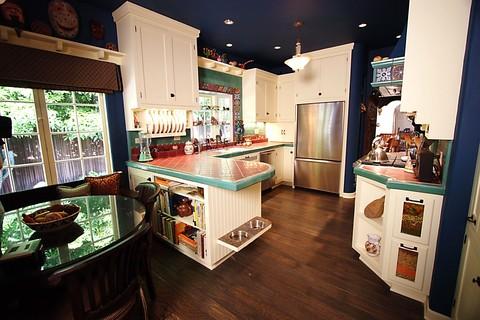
[48,0,79,39]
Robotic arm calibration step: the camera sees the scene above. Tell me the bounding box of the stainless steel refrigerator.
[294,102,344,193]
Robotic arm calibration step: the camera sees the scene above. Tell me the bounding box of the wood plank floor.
[149,186,423,320]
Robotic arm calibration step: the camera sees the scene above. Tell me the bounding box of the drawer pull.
[400,243,418,251]
[406,197,424,204]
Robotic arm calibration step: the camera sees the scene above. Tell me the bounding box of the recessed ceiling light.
[396,34,402,39]
[226,43,233,47]
[358,23,367,28]
[274,46,281,50]
[224,19,234,25]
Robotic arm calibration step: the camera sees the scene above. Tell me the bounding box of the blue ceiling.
[81,0,409,71]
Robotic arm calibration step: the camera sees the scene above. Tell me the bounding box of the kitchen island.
[352,163,445,303]
[127,142,291,269]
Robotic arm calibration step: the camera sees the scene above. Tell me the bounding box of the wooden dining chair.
[48,223,153,320]
[134,182,161,223]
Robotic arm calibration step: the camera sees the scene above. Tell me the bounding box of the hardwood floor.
[149,186,423,320]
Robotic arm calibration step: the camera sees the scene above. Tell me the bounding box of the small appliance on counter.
[138,131,153,162]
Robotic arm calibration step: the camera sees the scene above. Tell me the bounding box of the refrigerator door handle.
[295,158,341,164]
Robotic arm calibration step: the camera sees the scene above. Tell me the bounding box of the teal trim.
[370,57,405,68]
[214,143,293,158]
[127,161,275,191]
[354,166,446,195]
[370,80,403,87]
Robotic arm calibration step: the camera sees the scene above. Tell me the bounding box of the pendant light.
[284,21,310,71]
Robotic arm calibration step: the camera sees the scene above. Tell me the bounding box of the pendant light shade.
[284,42,310,71]
[284,21,310,71]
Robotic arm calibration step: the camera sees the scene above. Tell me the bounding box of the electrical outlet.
[173,136,181,141]
[134,138,140,144]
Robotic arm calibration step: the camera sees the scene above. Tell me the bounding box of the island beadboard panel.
[205,183,262,266]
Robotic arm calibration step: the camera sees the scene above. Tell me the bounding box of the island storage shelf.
[128,166,269,269]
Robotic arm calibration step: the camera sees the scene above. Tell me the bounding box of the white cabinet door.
[295,58,322,104]
[295,53,348,104]
[283,147,294,183]
[319,54,348,101]
[255,79,267,121]
[391,190,438,245]
[389,239,428,291]
[274,149,284,184]
[265,80,277,122]
[400,0,471,139]
[170,34,199,107]
[137,22,169,106]
[277,74,295,122]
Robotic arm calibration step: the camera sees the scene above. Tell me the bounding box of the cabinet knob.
[318,92,322,96]
[266,112,270,115]
[147,177,152,181]
[290,151,293,154]
[170,93,175,98]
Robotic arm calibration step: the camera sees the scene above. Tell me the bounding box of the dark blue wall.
[344,43,366,193]
[429,0,480,315]
[10,1,129,181]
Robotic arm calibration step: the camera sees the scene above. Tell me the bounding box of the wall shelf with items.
[198,56,244,76]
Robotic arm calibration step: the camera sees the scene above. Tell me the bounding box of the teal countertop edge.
[214,142,294,158]
[127,161,276,191]
[353,166,446,195]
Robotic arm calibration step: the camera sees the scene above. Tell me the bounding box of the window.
[0,87,111,194]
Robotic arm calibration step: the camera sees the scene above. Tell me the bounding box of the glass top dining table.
[0,195,145,272]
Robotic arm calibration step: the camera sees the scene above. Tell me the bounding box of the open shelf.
[160,211,204,231]
[170,185,205,202]
[359,214,384,231]
[354,243,382,275]
[154,232,206,264]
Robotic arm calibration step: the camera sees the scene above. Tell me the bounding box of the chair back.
[48,223,152,320]
[135,182,161,223]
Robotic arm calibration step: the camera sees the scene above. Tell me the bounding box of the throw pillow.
[57,182,91,199]
[85,172,121,195]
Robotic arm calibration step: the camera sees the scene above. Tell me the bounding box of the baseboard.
[424,299,451,320]
[340,192,356,199]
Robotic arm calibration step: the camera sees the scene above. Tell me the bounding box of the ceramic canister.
[184,141,194,155]
[365,233,381,257]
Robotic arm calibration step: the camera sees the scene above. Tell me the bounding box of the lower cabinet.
[283,147,294,184]
[127,166,267,270]
[388,239,429,291]
[352,175,443,302]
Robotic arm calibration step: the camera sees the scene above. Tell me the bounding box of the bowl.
[229,230,249,242]
[249,219,265,230]
[22,204,81,233]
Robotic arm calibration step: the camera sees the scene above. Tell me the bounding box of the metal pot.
[369,137,389,162]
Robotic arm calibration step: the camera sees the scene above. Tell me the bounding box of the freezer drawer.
[294,159,341,193]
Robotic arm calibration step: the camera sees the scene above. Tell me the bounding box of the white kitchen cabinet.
[273,148,284,184]
[276,74,296,122]
[352,174,444,302]
[400,0,471,139]
[113,2,200,129]
[295,51,350,104]
[242,69,277,123]
[283,147,294,184]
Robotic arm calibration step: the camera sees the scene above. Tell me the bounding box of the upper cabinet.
[113,2,200,129]
[295,47,351,104]
[401,0,471,140]
[277,74,295,122]
[242,69,277,123]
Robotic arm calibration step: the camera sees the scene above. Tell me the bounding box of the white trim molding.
[0,26,125,65]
